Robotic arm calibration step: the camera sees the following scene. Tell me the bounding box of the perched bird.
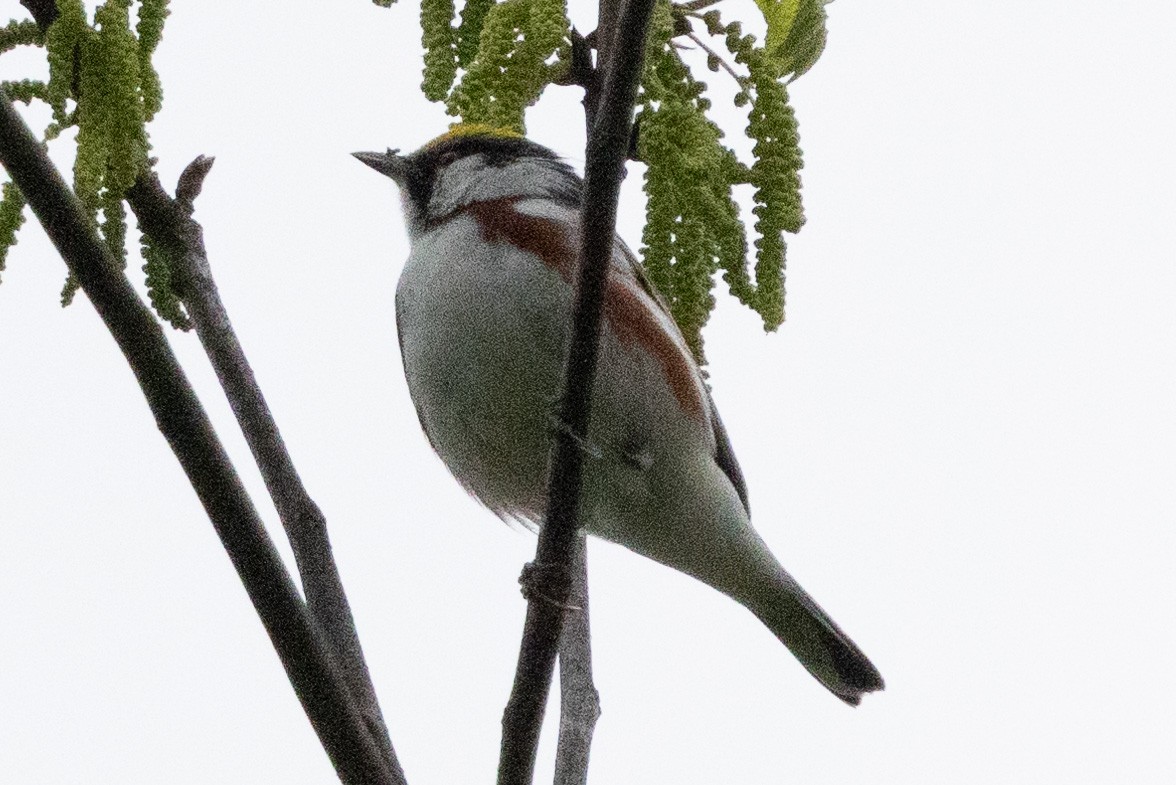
[355,127,883,705]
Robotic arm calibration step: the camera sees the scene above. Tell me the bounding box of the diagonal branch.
[495,0,658,782]
[682,30,745,88]
[0,88,401,785]
[125,161,401,773]
[16,3,403,779]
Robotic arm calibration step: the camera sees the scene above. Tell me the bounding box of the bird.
[354,126,883,705]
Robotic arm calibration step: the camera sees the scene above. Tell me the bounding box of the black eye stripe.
[418,135,564,170]
[405,133,583,215]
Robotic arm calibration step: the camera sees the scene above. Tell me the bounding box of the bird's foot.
[519,561,581,611]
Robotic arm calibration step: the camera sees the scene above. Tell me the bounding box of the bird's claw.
[519,561,580,611]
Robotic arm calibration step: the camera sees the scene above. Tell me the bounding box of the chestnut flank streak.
[464,199,708,425]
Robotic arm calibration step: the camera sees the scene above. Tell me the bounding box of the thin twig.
[682,30,744,88]
[554,29,595,89]
[125,162,402,776]
[0,88,398,785]
[547,26,622,777]
[495,0,658,781]
[553,536,601,785]
[675,0,723,11]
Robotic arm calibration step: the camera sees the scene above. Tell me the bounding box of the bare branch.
[553,537,601,785]
[675,0,722,11]
[14,4,405,779]
[0,88,400,785]
[17,0,56,29]
[496,0,657,781]
[683,30,744,87]
[125,162,402,776]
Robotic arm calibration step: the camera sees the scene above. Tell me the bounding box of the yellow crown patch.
[424,123,523,149]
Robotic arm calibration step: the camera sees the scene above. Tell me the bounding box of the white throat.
[424,155,579,227]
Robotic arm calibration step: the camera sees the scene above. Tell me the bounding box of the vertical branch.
[496,0,657,782]
[594,0,622,82]
[0,89,400,785]
[553,536,600,785]
[549,1,631,771]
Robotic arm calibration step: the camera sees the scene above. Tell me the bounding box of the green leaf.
[755,0,800,54]
[754,0,829,80]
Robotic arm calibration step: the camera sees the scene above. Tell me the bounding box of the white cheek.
[428,156,488,218]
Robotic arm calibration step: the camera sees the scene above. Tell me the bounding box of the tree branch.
[0,88,401,785]
[17,0,56,29]
[682,30,745,88]
[16,3,404,779]
[552,536,601,785]
[496,0,657,781]
[125,161,400,772]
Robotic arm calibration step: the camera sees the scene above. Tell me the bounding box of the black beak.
[352,149,410,184]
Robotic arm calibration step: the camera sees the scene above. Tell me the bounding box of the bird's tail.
[748,574,884,705]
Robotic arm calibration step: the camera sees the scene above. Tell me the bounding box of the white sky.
[2,1,1174,783]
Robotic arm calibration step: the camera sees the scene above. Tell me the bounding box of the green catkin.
[5,1,176,320]
[0,181,27,282]
[445,0,568,133]
[637,0,747,361]
[140,232,190,330]
[52,1,161,306]
[95,1,148,200]
[1,79,50,105]
[100,187,128,269]
[63,23,104,306]
[46,0,88,125]
[136,0,170,120]
[723,21,805,327]
[420,0,457,101]
[88,1,146,269]
[0,20,44,54]
[60,272,81,306]
[456,0,495,67]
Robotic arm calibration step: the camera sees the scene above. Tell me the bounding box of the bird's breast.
[395,201,713,521]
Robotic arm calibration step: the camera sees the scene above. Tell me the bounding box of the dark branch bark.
[548,9,631,773]
[17,3,403,779]
[125,162,400,772]
[17,0,56,29]
[0,89,401,785]
[553,536,601,785]
[496,0,656,782]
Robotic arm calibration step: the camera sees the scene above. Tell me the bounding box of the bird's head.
[353,125,581,238]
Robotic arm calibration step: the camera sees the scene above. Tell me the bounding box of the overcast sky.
[2,1,1174,783]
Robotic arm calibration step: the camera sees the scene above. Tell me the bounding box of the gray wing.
[707,394,750,515]
[614,239,751,515]
[395,300,442,455]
